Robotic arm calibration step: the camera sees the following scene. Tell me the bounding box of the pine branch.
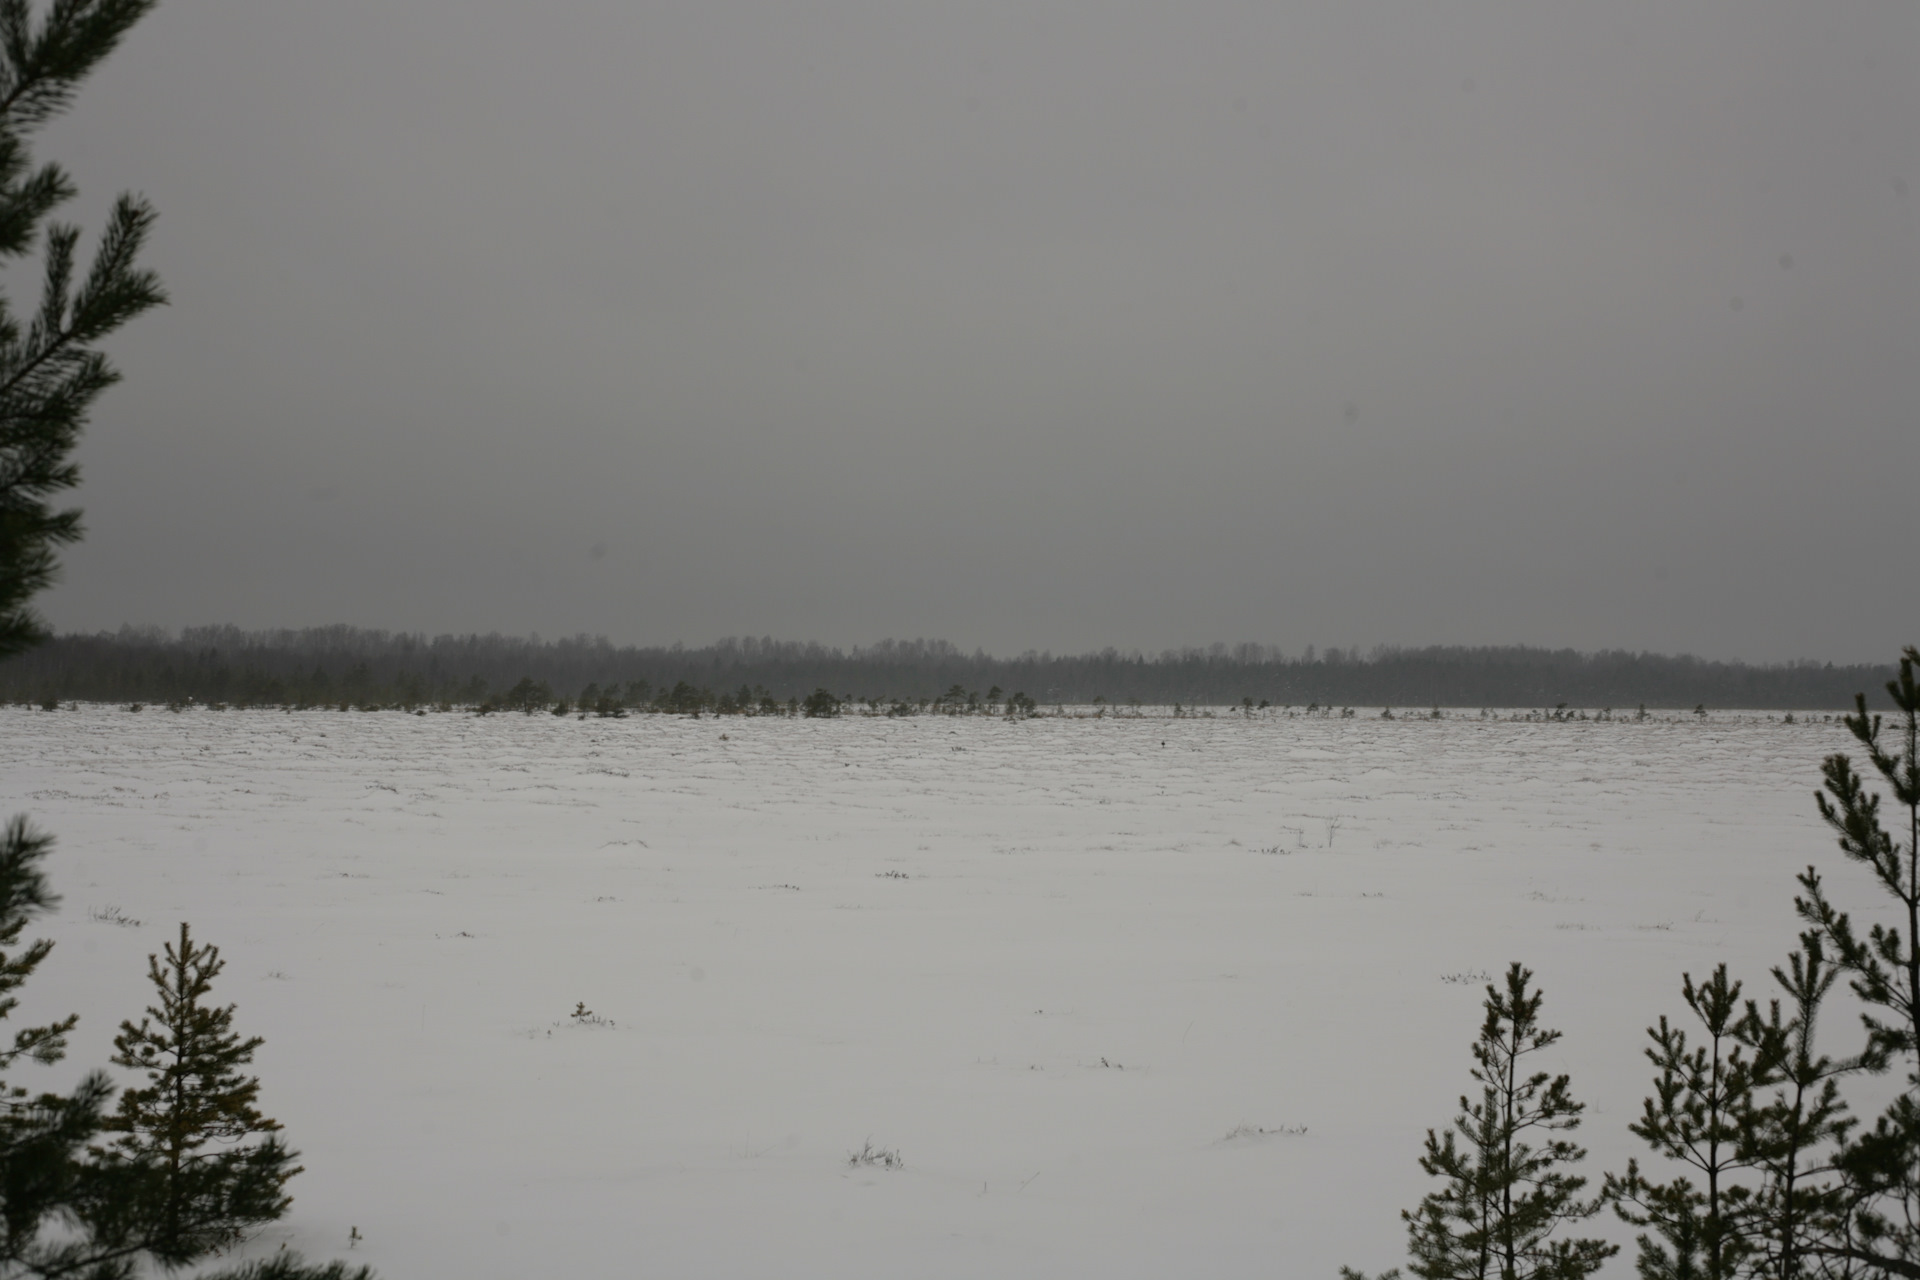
[0,0,157,132]
[0,192,161,406]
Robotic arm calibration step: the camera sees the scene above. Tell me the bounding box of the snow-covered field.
[0,706,1866,1277]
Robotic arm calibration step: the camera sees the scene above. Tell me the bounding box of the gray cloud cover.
[31,0,1920,660]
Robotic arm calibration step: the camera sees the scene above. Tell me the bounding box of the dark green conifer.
[1735,937,1857,1279]
[0,0,166,661]
[0,4,370,1271]
[1344,963,1615,1280]
[1791,646,1920,1272]
[1607,964,1766,1279]
[0,2,166,1273]
[0,816,132,1277]
[500,676,551,712]
[103,922,302,1262]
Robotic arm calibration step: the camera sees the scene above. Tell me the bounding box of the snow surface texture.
[0,706,1860,1277]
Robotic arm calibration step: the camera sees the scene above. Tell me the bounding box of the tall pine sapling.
[1793,645,1920,1271]
[1736,935,1857,1279]
[1342,962,1616,1280]
[103,922,302,1262]
[1607,964,1766,1280]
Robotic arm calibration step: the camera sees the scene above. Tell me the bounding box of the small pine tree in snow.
[1736,935,1858,1278]
[1606,963,1767,1280]
[104,922,302,1261]
[1343,963,1615,1280]
[1790,645,1920,1271]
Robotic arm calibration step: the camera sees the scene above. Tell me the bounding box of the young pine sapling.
[1342,963,1615,1280]
[1793,646,1920,1270]
[1607,964,1768,1280]
[104,922,303,1263]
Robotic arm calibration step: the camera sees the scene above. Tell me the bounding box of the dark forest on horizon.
[0,625,1895,712]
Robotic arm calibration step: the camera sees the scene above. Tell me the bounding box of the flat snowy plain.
[0,705,1870,1277]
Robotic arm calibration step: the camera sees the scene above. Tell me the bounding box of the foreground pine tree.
[1789,645,1920,1273]
[1740,937,1858,1278]
[0,0,166,661]
[0,816,128,1276]
[1606,964,1767,1279]
[1342,963,1616,1280]
[0,829,365,1278]
[102,923,303,1263]
[0,4,372,1274]
[0,5,164,1270]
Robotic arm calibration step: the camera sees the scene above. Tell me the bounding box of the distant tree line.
[0,627,1889,712]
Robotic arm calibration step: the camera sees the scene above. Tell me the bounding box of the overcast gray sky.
[28,0,1920,661]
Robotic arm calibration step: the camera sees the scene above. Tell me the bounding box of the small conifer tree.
[1607,964,1767,1279]
[1343,963,1615,1280]
[104,922,303,1262]
[1790,645,1920,1271]
[1736,936,1857,1279]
